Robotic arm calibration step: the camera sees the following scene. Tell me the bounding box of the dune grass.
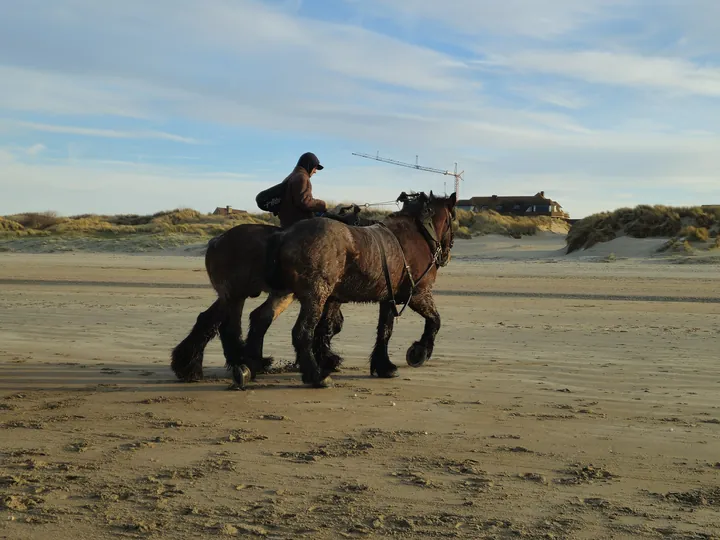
[453,209,569,239]
[3,209,278,236]
[566,205,720,254]
[0,209,280,253]
[1,206,568,253]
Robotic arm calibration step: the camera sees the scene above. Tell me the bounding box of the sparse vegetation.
[602,253,617,263]
[681,226,710,242]
[658,237,696,254]
[455,209,569,238]
[0,209,280,253]
[454,225,473,240]
[0,216,24,232]
[567,205,720,254]
[1,206,567,253]
[8,211,62,230]
[2,209,278,236]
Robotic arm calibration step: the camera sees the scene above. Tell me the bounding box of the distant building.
[458,192,569,218]
[212,205,247,216]
[456,199,476,212]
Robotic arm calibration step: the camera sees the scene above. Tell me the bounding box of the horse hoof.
[231,364,252,389]
[406,342,429,367]
[304,375,333,388]
[314,376,333,388]
[174,365,203,382]
[372,366,398,378]
[183,371,203,383]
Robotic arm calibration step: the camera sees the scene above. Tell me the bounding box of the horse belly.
[331,264,385,304]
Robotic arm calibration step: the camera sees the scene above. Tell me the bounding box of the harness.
[371,209,453,318]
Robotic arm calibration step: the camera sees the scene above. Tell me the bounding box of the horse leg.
[245,293,294,377]
[406,292,441,368]
[170,299,224,382]
[369,301,398,378]
[293,297,333,388]
[219,297,246,372]
[313,300,345,373]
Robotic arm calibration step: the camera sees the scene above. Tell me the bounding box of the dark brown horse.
[169,206,374,384]
[236,191,456,388]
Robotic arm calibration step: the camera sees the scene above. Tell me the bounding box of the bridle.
[373,195,455,317]
[417,205,455,268]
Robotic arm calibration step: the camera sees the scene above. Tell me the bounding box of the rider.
[277,152,328,229]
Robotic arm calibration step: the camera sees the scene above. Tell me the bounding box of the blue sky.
[2,0,720,218]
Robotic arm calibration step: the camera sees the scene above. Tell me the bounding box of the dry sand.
[1,234,719,539]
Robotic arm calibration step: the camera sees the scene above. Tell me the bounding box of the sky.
[2,0,720,218]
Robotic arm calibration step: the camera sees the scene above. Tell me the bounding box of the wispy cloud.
[25,143,46,156]
[0,65,155,118]
[509,85,587,109]
[7,120,199,144]
[486,50,720,97]
[348,0,631,39]
[0,147,404,216]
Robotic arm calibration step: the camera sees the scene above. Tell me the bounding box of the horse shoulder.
[342,224,365,262]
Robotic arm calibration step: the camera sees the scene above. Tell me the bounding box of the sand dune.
[1,235,719,539]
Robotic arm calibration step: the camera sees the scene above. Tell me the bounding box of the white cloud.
[6,120,199,144]
[348,0,631,38]
[25,144,46,156]
[0,152,261,215]
[0,66,154,118]
[509,84,587,109]
[487,50,720,97]
[0,1,477,154]
[0,0,470,95]
[0,150,407,216]
[2,144,720,219]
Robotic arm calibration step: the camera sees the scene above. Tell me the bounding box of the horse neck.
[382,215,431,256]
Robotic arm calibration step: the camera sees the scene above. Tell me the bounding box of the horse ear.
[447,192,457,207]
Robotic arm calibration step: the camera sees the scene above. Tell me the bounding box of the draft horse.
[169,207,375,384]
[235,191,456,388]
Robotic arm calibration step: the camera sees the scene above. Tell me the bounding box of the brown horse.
[169,207,375,384]
[236,191,456,388]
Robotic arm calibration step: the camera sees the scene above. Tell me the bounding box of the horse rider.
[276,152,329,229]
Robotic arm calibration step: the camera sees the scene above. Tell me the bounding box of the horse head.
[395,190,457,267]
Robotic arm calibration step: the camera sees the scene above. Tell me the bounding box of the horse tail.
[264,231,287,291]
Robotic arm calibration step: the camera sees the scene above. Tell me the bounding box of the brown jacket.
[278,166,327,228]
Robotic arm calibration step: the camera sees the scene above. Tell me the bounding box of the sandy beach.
[1,234,719,539]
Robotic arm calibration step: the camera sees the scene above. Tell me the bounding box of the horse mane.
[388,191,456,220]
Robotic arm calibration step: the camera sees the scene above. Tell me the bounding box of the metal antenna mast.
[352,151,463,200]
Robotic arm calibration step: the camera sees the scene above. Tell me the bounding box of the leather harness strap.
[371,222,443,318]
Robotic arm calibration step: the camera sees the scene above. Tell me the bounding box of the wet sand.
[1,243,719,539]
